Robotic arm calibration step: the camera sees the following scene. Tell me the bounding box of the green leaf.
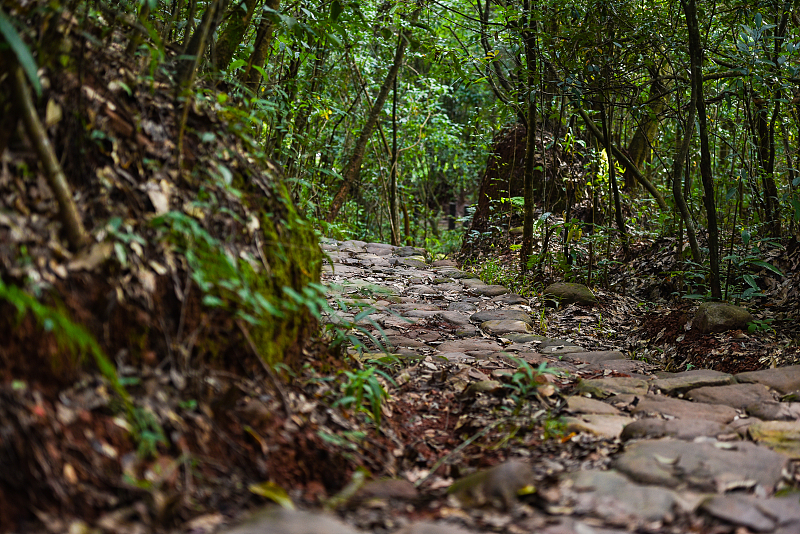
[331,0,342,20]
[0,8,42,97]
[249,481,296,510]
[749,260,783,277]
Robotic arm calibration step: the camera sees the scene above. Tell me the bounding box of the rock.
[395,521,474,534]
[563,414,634,438]
[480,319,532,335]
[493,293,528,305]
[406,284,440,295]
[692,302,754,334]
[396,258,428,269]
[469,284,508,297]
[626,393,738,424]
[563,470,680,524]
[735,365,800,395]
[437,339,504,353]
[700,494,800,533]
[447,302,477,313]
[431,259,458,267]
[566,396,621,415]
[614,439,787,493]
[564,351,626,364]
[685,383,776,409]
[620,418,733,441]
[651,369,734,395]
[576,377,649,398]
[448,459,533,510]
[461,278,487,289]
[746,401,800,421]
[394,245,426,257]
[470,309,533,325]
[748,420,800,457]
[221,508,361,534]
[434,311,472,326]
[543,282,598,306]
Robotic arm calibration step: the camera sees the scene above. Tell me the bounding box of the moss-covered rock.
[693,302,753,334]
[543,282,598,306]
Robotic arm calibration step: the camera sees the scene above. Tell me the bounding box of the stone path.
[230,239,800,534]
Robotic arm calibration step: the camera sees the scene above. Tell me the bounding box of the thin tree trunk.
[389,75,400,246]
[213,0,259,71]
[600,100,629,257]
[520,0,536,274]
[326,8,420,223]
[682,0,721,299]
[671,97,701,263]
[240,0,281,93]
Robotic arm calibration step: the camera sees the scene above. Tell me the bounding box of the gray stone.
[448,459,533,510]
[626,393,738,424]
[438,269,479,280]
[388,303,441,312]
[437,339,503,353]
[576,377,649,398]
[397,258,428,269]
[461,278,487,289]
[563,414,634,438]
[564,351,627,364]
[686,382,776,409]
[431,259,458,267]
[747,401,800,421]
[481,319,532,335]
[736,366,800,394]
[620,418,732,441]
[493,293,528,305]
[651,369,734,395]
[221,508,361,534]
[470,284,508,297]
[406,284,440,295]
[701,494,800,533]
[395,522,474,534]
[585,359,656,376]
[564,470,680,524]
[693,302,754,334]
[394,245,426,257]
[434,311,472,326]
[470,309,533,325]
[566,396,621,415]
[614,439,787,493]
[447,302,477,313]
[543,282,598,305]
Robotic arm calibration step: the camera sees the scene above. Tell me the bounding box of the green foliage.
[502,357,560,415]
[0,6,42,95]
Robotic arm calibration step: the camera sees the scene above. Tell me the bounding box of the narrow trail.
[230,239,800,534]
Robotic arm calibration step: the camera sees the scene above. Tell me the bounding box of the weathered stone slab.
[470,284,508,297]
[434,283,462,292]
[748,420,800,457]
[481,320,532,335]
[735,366,800,395]
[394,245,426,257]
[693,302,753,334]
[493,293,528,305]
[623,393,738,424]
[614,439,787,493]
[447,302,477,313]
[564,351,626,364]
[461,278,487,289]
[222,507,360,534]
[470,309,533,325]
[396,258,428,269]
[431,259,458,267]
[563,470,680,524]
[434,311,472,326]
[651,369,734,395]
[576,377,649,398]
[566,396,621,415]
[543,282,598,305]
[438,269,479,280]
[686,382,776,409]
[437,339,503,353]
[700,494,800,533]
[620,418,733,441]
[563,414,634,438]
[405,284,440,296]
[395,521,474,534]
[585,359,655,376]
[364,243,395,256]
[747,401,800,421]
[386,335,430,349]
[388,303,441,312]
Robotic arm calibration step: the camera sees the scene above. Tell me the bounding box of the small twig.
[236,319,292,418]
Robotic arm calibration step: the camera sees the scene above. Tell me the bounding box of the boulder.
[543,282,597,306]
[693,302,754,334]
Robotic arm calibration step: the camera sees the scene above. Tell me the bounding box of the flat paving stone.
[394,245,426,257]
[563,470,681,524]
[448,302,477,313]
[748,420,800,457]
[222,508,361,534]
[620,418,733,441]
[434,311,472,326]
[747,401,800,420]
[388,303,442,312]
[469,284,508,297]
[576,377,649,398]
[564,350,626,364]
[470,309,533,325]
[566,396,622,415]
[650,369,734,395]
[396,258,428,269]
[395,521,475,534]
[406,284,440,295]
[386,335,430,349]
[493,293,528,305]
[614,439,787,493]
[686,382,776,409]
[431,260,458,267]
[584,359,656,376]
[480,319,532,335]
[623,393,739,424]
[461,278,488,289]
[563,414,634,438]
[437,339,504,353]
[736,366,800,394]
[438,269,479,280]
[700,494,800,533]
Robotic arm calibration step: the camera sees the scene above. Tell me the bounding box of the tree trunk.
[176,0,225,88]
[600,100,629,257]
[213,0,259,72]
[389,75,400,246]
[326,9,420,223]
[625,74,667,189]
[671,94,701,263]
[682,0,721,299]
[520,0,536,274]
[240,0,281,94]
